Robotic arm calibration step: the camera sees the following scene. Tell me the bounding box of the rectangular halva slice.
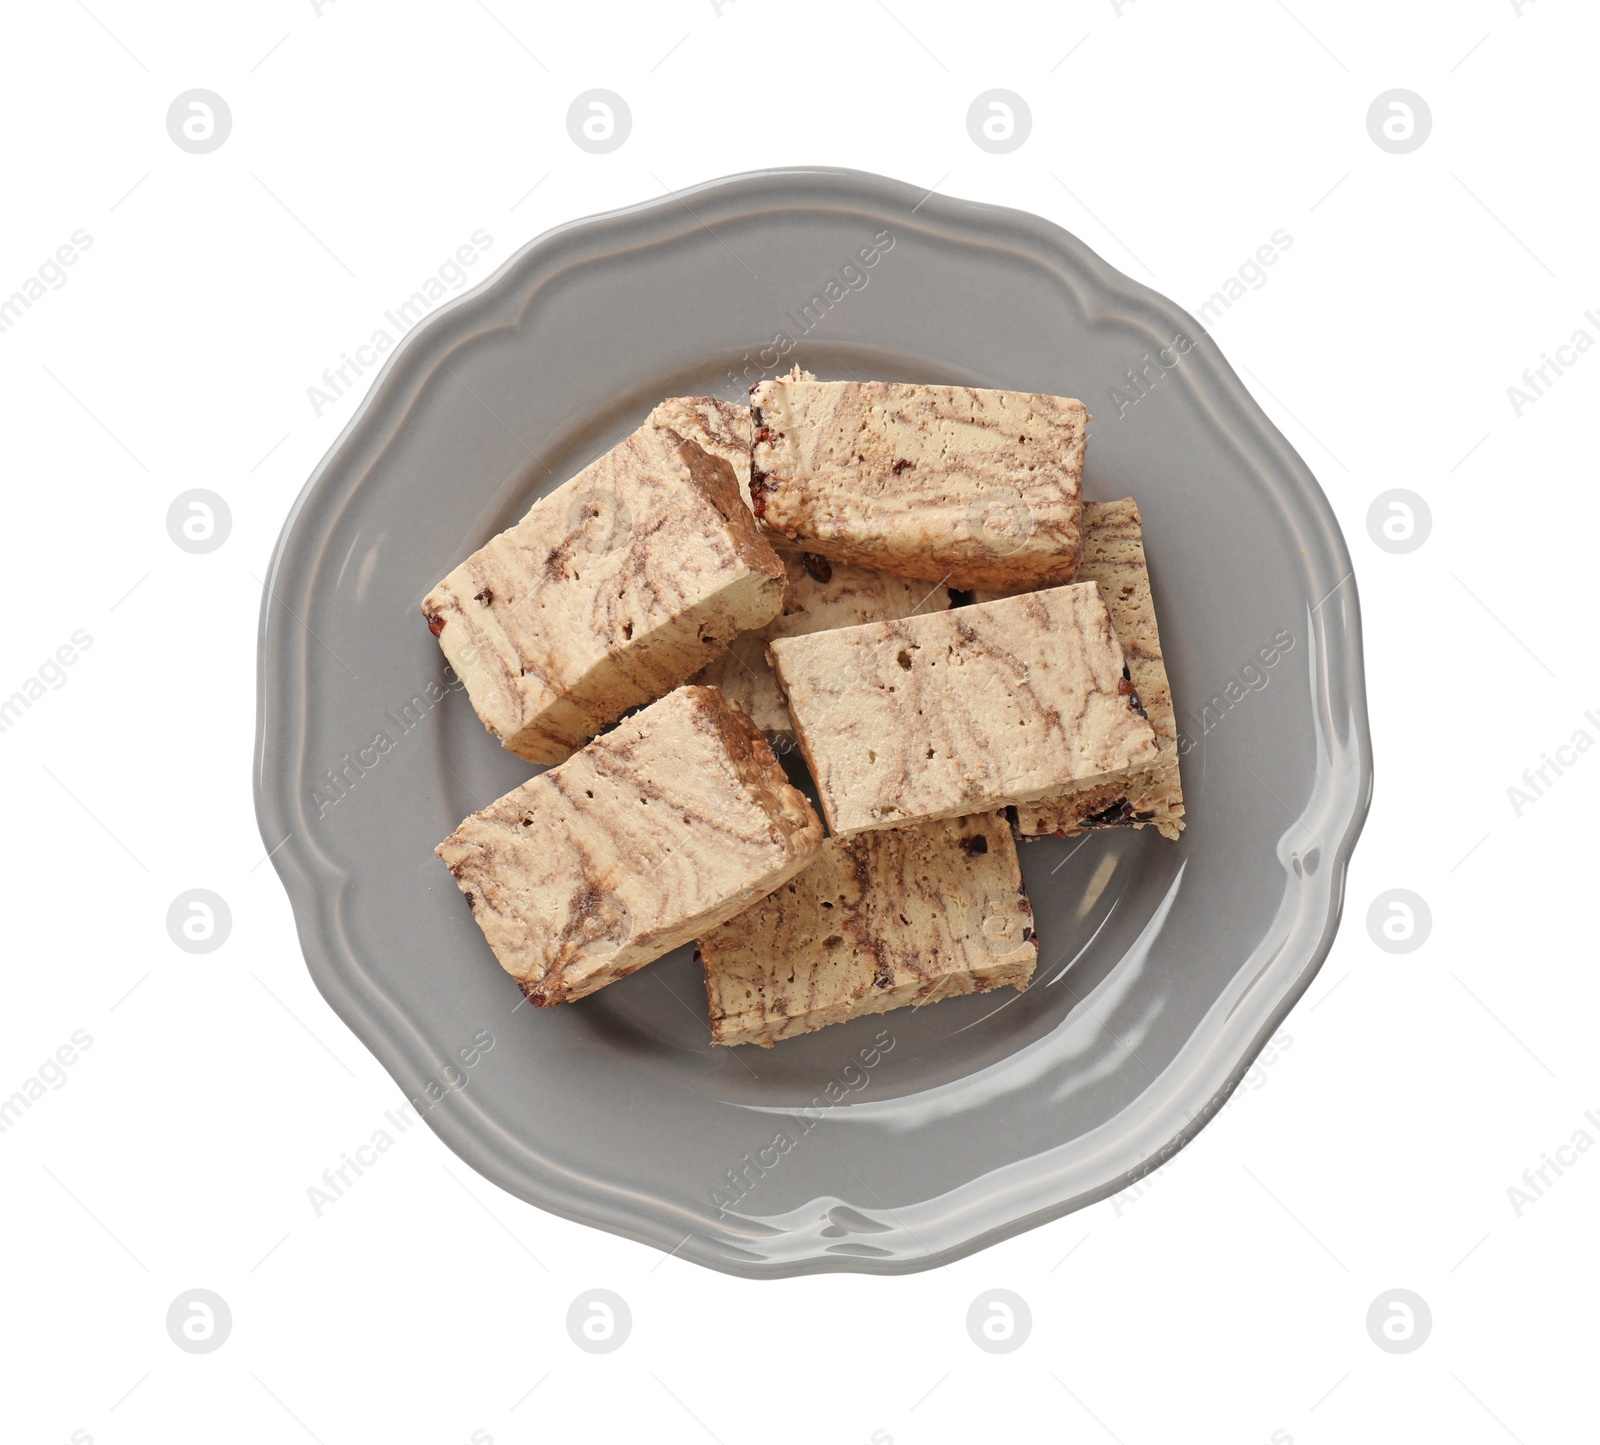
[692,550,950,736]
[423,422,784,764]
[698,812,1036,1047]
[646,395,756,515]
[436,686,823,1007]
[769,583,1158,836]
[1015,499,1185,839]
[748,371,1086,590]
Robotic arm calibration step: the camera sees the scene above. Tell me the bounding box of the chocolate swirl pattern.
[436,686,823,1006]
[422,424,784,764]
[1014,499,1185,839]
[693,549,951,736]
[647,395,758,517]
[770,582,1158,836]
[699,812,1036,1047]
[749,373,1086,590]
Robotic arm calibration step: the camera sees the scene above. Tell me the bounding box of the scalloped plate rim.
[253,165,1372,1278]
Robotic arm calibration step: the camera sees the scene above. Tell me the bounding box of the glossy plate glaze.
[255,167,1371,1277]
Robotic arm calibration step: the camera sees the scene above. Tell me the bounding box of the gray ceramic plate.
[255,167,1371,1277]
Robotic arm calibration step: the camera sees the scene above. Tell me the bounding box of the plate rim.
[254,165,1373,1277]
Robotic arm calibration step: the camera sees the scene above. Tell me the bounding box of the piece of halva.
[646,395,756,514]
[698,812,1036,1047]
[769,583,1158,836]
[748,373,1086,590]
[436,686,823,1006]
[1015,499,1185,840]
[423,423,784,764]
[692,550,950,736]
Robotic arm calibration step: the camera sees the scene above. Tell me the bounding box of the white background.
[2,1,1595,1441]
